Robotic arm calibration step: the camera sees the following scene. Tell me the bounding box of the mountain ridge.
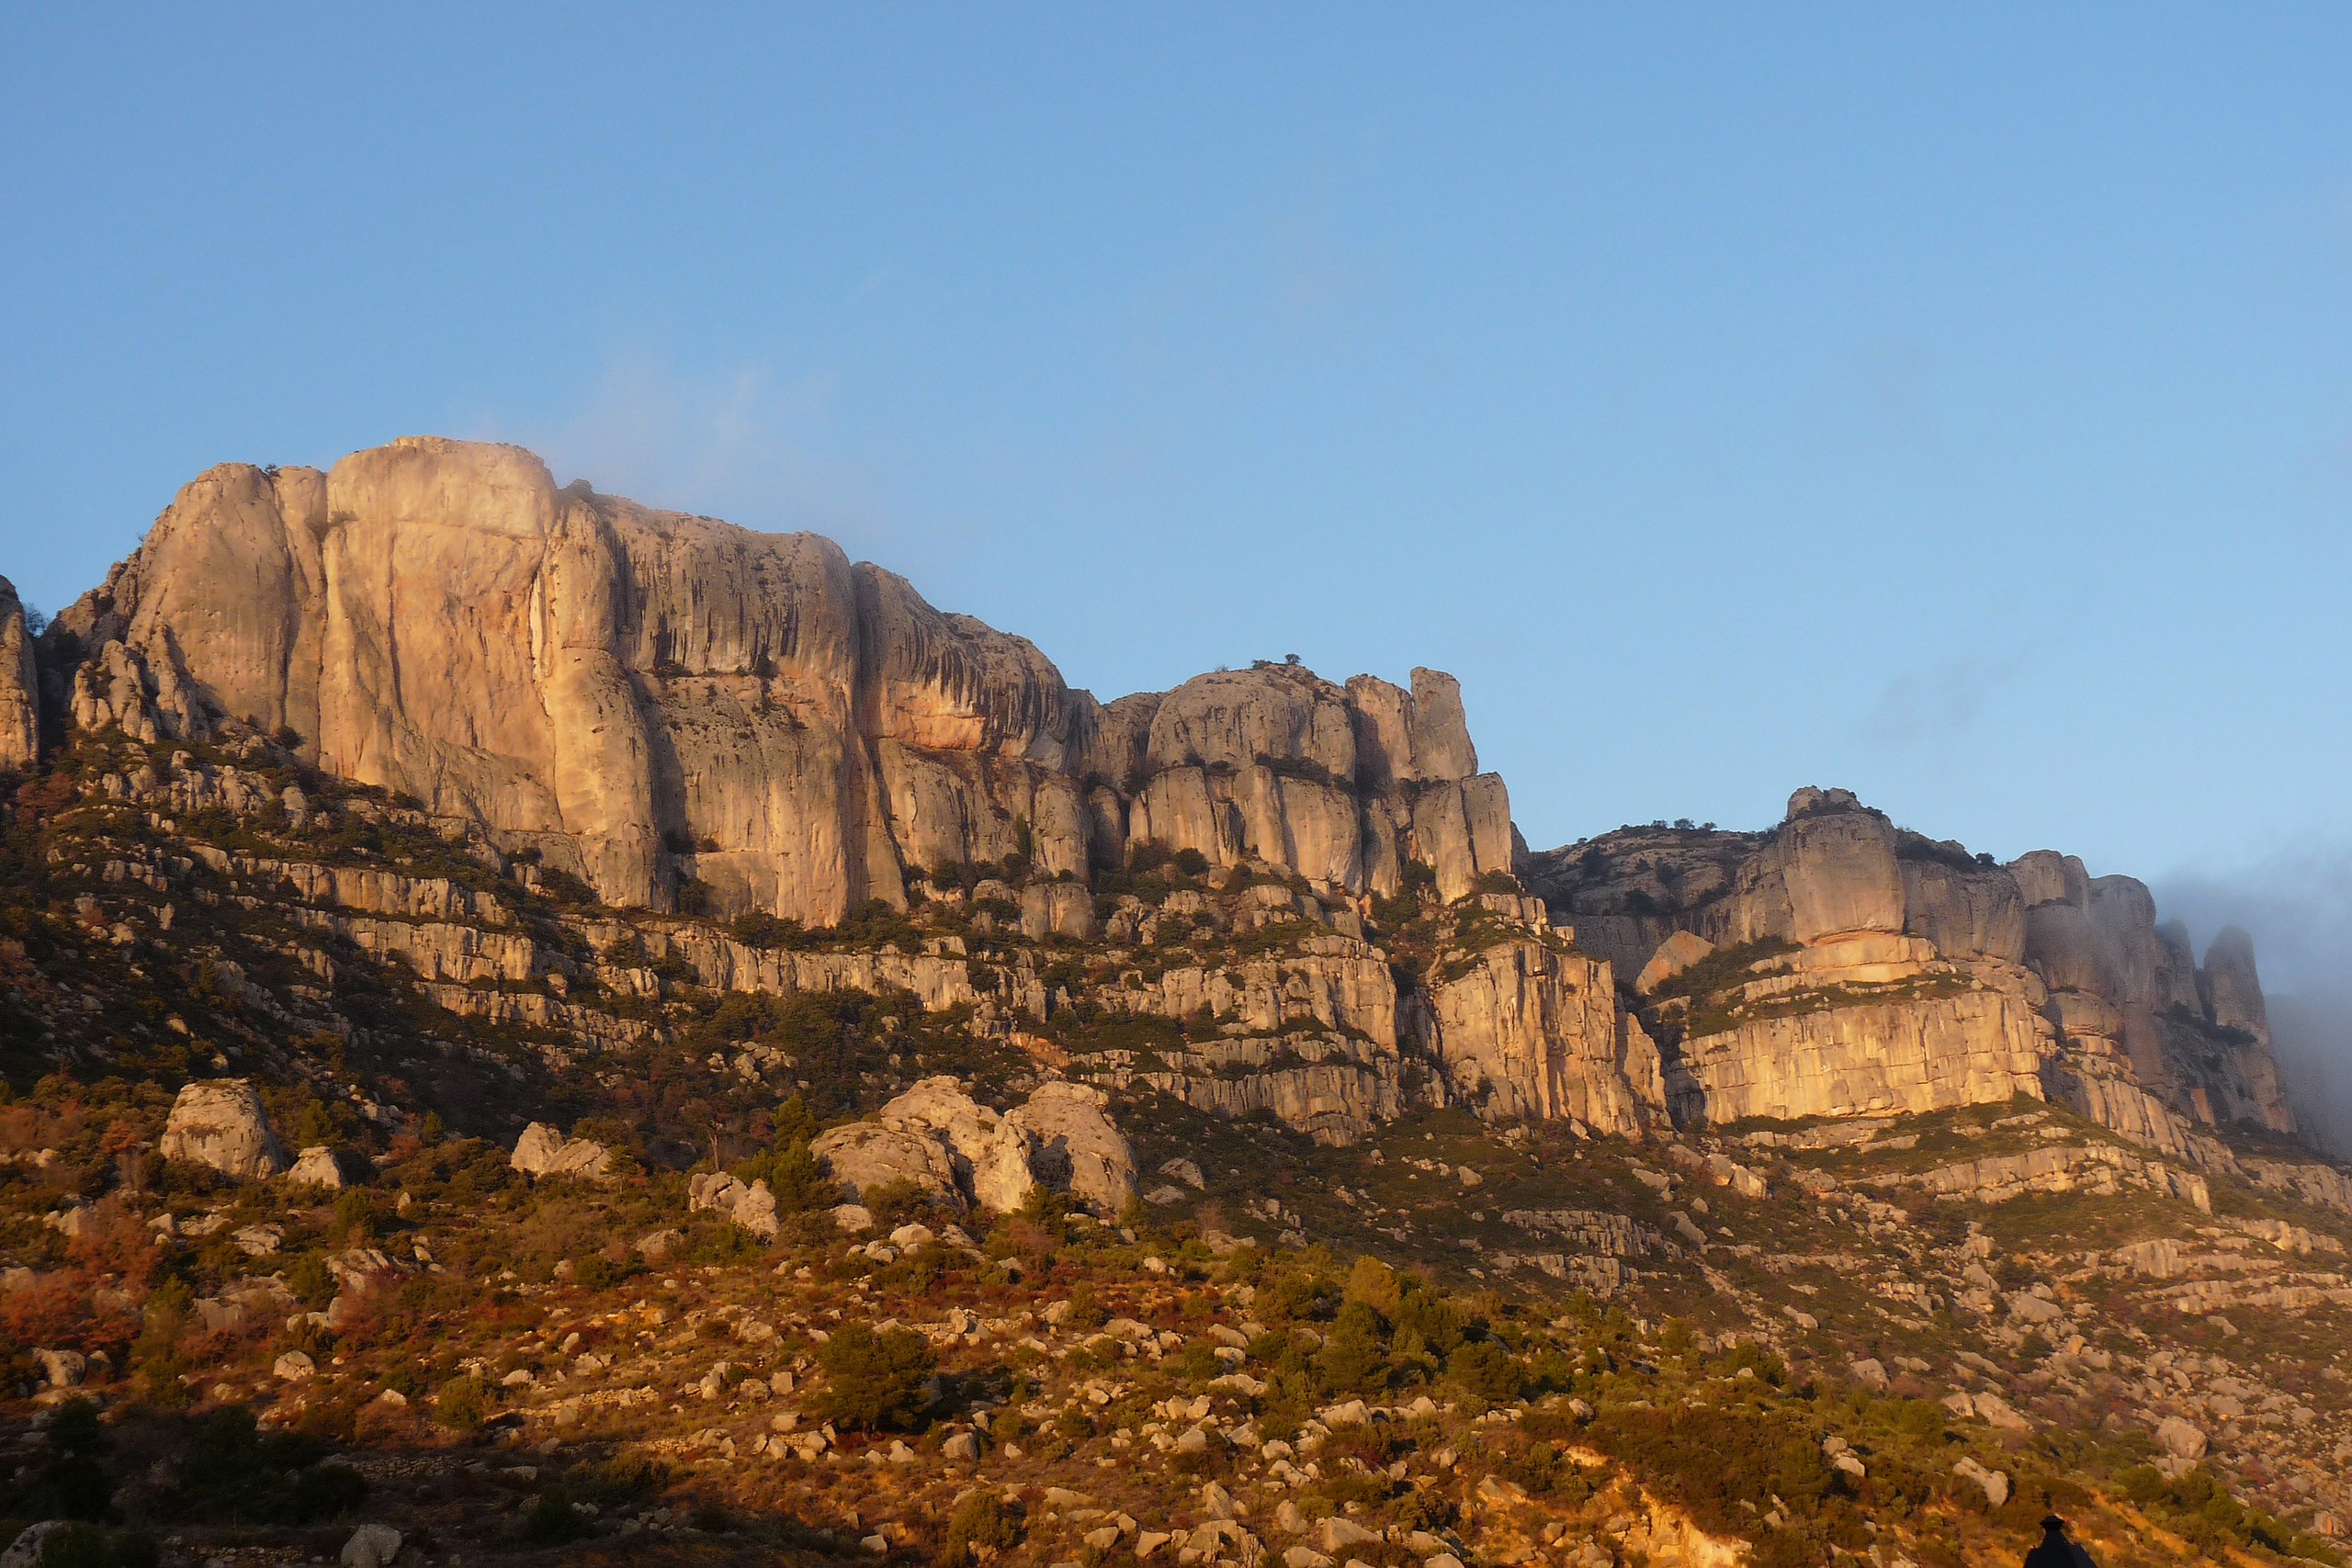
[3,436,2351,1567]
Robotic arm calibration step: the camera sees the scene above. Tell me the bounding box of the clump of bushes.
[435,1374,490,1432]
[809,1323,938,1431]
[940,1491,1024,1568]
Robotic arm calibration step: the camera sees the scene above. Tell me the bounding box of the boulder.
[340,1524,404,1568]
[287,1145,349,1190]
[2154,1415,2209,1462]
[687,1172,779,1240]
[1953,1456,2009,1508]
[509,1122,613,1180]
[1,1523,70,1568]
[1005,1081,1136,1213]
[159,1080,286,1179]
[809,1122,964,1210]
[1159,1156,1206,1190]
[875,1077,1039,1212]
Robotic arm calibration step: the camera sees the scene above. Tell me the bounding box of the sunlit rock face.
[32,437,2303,1157]
[0,576,35,772]
[1523,789,2298,1144]
[44,436,1507,924]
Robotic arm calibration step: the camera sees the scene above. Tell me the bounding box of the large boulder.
[875,1077,1039,1213]
[340,1524,404,1568]
[1005,1081,1137,1213]
[509,1122,613,1180]
[159,1080,286,1179]
[809,1122,964,1210]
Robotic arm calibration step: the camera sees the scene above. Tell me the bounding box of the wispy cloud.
[474,356,892,546]
[1859,646,2040,749]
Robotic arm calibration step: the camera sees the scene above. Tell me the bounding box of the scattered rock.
[287,1145,349,1190]
[2154,1415,2209,1462]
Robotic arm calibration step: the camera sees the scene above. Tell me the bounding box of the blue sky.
[5,6,2350,909]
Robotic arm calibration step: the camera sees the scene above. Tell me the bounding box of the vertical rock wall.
[0,576,36,772]
[40,437,1510,925]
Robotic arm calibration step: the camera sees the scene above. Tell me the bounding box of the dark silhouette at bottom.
[2023,1515,2098,1567]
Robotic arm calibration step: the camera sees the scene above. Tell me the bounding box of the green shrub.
[521,1494,592,1545]
[27,1523,157,1568]
[12,1398,113,1521]
[1444,1337,1522,1406]
[809,1324,938,1431]
[156,1405,365,1524]
[1314,1302,1391,1397]
[435,1375,490,1432]
[941,1491,1024,1568]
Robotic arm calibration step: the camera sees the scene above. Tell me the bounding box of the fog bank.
[2158,850,2352,1157]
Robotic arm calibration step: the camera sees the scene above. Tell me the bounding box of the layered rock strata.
[45,437,1510,925]
[1526,789,2298,1145]
[22,439,2312,1164]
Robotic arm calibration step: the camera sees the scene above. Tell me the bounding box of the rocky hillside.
[0,436,2347,1567]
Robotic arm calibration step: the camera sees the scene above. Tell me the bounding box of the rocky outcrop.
[1525,789,2301,1151]
[1671,983,2050,1127]
[1133,1035,1404,1146]
[687,1171,780,1239]
[873,1077,1040,1213]
[1428,925,1662,1135]
[1004,1081,1136,1213]
[158,1080,286,1179]
[2015,854,2295,1136]
[45,436,1508,924]
[0,577,36,772]
[812,1076,1136,1215]
[509,1122,614,1180]
[1112,940,1400,1049]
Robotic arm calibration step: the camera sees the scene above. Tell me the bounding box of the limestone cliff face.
[24,439,2308,1158]
[2013,858,2296,1137]
[0,577,35,772]
[1524,788,2298,1146]
[44,437,1503,924]
[1109,665,1513,902]
[1424,901,1664,1136]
